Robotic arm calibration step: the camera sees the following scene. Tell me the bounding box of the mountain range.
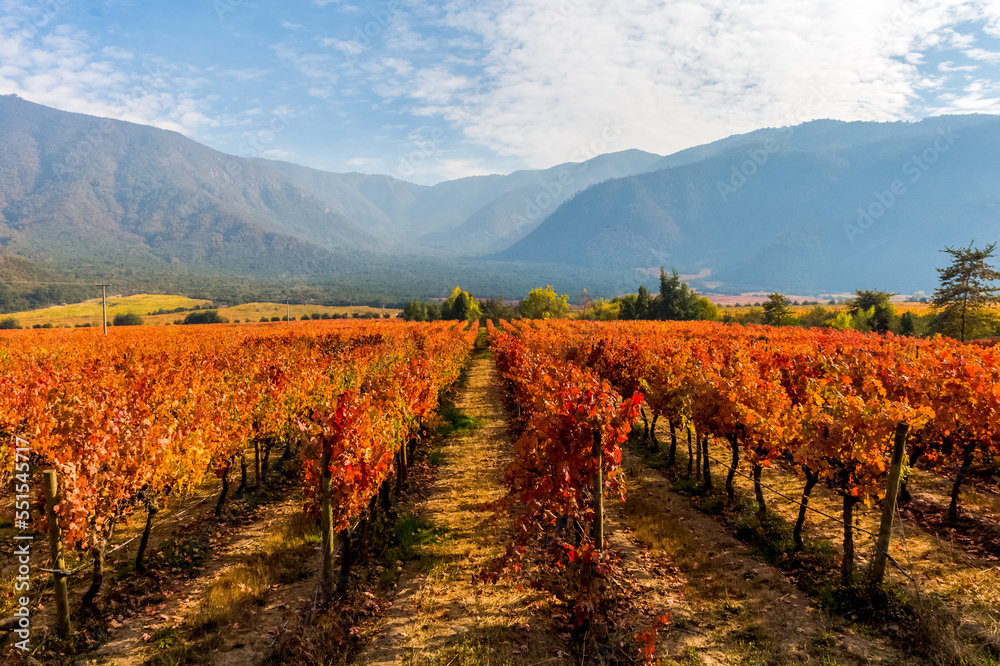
[1,93,998,300]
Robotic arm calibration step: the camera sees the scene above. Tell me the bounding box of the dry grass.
[0,294,400,328]
[640,423,1000,665]
[4,294,211,327]
[189,513,318,636]
[616,450,906,665]
[147,510,320,665]
[358,357,573,666]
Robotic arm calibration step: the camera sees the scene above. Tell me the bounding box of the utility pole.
[95,283,111,335]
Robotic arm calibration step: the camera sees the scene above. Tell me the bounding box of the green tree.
[402,300,429,322]
[440,287,483,322]
[845,289,896,333]
[798,305,832,328]
[582,298,620,321]
[615,293,639,320]
[479,296,517,324]
[899,311,917,336]
[112,313,143,326]
[761,292,792,326]
[183,310,227,325]
[635,285,653,320]
[692,296,719,321]
[0,316,21,330]
[519,286,570,319]
[615,285,653,320]
[657,268,702,320]
[931,242,1000,342]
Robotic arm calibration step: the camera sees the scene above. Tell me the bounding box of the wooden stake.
[320,440,335,602]
[43,470,71,638]
[592,429,604,550]
[870,422,908,585]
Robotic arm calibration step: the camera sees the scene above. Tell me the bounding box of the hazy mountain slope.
[499,115,1000,294]
[418,149,665,254]
[0,95,376,278]
[261,160,428,242]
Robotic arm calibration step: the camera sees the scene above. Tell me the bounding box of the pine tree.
[932,242,1000,342]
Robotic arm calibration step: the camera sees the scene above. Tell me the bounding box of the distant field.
[2,295,400,328]
[717,301,934,315]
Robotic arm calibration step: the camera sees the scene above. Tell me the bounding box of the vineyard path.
[356,356,569,666]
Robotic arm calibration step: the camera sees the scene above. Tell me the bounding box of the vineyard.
[1,318,999,664]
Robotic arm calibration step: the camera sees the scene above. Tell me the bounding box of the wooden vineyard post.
[42,470,71,638]
[320,441,335,602]
[592,429,604,551]
[870,422,909,586]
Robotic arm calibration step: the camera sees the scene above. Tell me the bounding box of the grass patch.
[428,445,447,466]
[150,512,319,664]
[157,534,211,575]
[381,513,449,582]
[728,500,796,564]
[436,404,485,437]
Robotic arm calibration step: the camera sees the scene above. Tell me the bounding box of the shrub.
[113,313,143,326]
[0,317,21,330]
[182,310,227,325]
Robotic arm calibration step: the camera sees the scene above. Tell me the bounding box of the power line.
[1,281,99,286]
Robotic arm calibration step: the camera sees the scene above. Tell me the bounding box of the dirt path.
[613,449,908,665]
[81,494,317,666]
[357,357,569,666]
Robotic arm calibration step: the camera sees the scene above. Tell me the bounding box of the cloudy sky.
[2,0,999,183]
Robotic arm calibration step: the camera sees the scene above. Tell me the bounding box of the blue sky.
[2,0,999,184]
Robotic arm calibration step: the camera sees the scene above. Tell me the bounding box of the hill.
[497,115,1000,294]
[0,94,376,281]
[3,94,1000,297]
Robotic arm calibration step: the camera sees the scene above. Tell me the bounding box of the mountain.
[3,93,999,300]
[0,94,377,281]
[497,115,1000,294]
[261,149,663,254]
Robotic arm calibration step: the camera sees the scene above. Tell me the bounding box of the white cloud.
[272,43,338,81]
[100,46,133,60]
[321,37,366,55]
[378,0,1000,167]
[346,157,383,168]
[308,87,333,98]
[225,67,271,81]
[965,47,1000,62]
[0,22,217,136]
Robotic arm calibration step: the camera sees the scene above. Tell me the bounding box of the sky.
[1,0,1000,184]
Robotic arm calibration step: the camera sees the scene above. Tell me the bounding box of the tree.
[932,242,1000,342]
[656,268,704,320]
[440,287,482,322]
[761,292,792,326]
[183,310,227,325]
[519,286,570,319]
[402,300,430,322]
[112,313,143,326]
[0,316,21,329]
[899,311,917,336]
[845,289,896,333]
[582,298,620,321]
[479,296,517,324]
